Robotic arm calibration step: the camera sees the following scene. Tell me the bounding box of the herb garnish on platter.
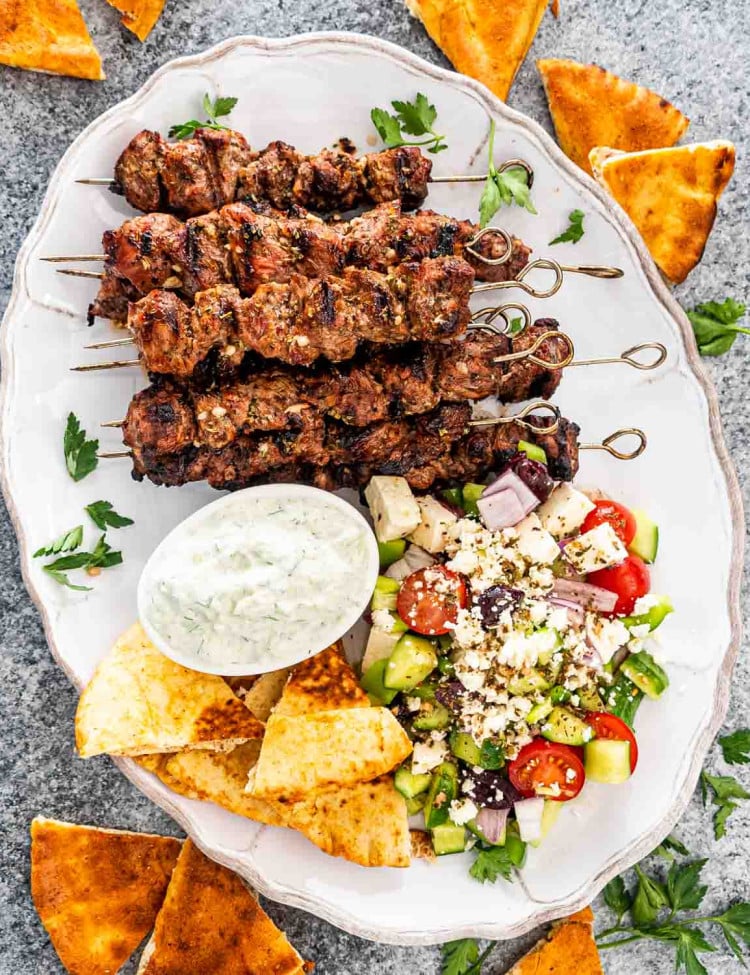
[549,209,585,245]
[370,93,448,154]
[478,119,536,227]
[687,298,748,357]
[64,413,98,482]
[169,94,239,140]
[85,500,134,531]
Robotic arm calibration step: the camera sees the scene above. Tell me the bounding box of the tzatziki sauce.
[138,486,378,674]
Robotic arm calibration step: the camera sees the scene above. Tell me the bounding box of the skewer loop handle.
[470,302,532,333]
[468,400,560,435]
[581,428,647,461]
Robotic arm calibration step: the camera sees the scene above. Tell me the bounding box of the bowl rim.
[137,482,380,676]
[0,30,743,946]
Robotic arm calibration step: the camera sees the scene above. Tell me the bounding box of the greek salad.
[360,444,671,875]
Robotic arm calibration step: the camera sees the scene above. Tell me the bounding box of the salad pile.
[360,444,671,874]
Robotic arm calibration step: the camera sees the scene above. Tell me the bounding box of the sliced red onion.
[476,807,509,845]
[514,797,545,843]
[478,472,539,530]
[482,469,540,508]
[547,596,586,627]
[580,646,604,672]
[551,578,618,613]
[384,558,413,582]
[403,544,436,571]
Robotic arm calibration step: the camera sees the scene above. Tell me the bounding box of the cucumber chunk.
[518,440,548,465]
[360,659,398,705]
[441,487,463,508]
[384,634,438,691]
[585,739,632,783]
[622,596,673,632]
[371,575,401,611]
[508,669,552,695]
[620,651,669,700]
[406,794,427,816]
[504,823,527,867]
[378,538,407,569]
[468,817,507,847]
[629,509,659,563]
[607,673,644,728]
[449,731,482,766]
[527,697,554,725]
[431,822,467,856]
[479,739,504,770]
[540,707,593,746]
[576,685,605,711]
[424,762,458,829]
[462,483,485,517]
[413,701,451,731]
[394,766,432,799]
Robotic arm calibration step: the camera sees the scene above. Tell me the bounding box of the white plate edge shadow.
[0,32,744,946]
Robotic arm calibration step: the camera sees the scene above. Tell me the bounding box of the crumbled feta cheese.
[371,609,396,632]
[562,523,627,574]
[528,600,549,625]
[456,670,487,692]
[630,623,652,639]
[405,696,422,712]
[586,613,630,663]
[547,607,571,632]
[449,798,479,826]
[515,513,561,564]
[411,739,448,775]
[633,594,659,614]
[536,483,595,538]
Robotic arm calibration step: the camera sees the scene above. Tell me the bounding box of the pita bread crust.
[76,622,264,757]
[105,0,165,41]
[237,668,292,722]
[30,817,181,975]
[273,642,369,717]
[138,839,307,975]
[250,707,412,800]
[0,0,103,80]
[507,913,603,974]
[537,59,689,175]
[590,140,735,283]
[405,0,548,101]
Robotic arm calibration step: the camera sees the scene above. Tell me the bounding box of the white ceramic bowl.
[137,483,379,676]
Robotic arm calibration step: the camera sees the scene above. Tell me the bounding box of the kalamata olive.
[461,769,521,810]
[507,454,554,502]
[475,585,523,627]
[435,680,464,711]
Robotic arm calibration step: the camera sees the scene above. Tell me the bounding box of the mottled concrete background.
[0,1,748,972]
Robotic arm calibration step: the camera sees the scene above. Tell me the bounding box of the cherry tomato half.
[508,739,585,802]
[587,555,651,616]
[397,565,468,636]
[586,712,639,773]
[581,499,637,547]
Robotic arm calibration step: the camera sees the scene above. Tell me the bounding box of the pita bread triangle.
[537,59,689,175]
[76,622,264,758]
[405,0,549,101]
[104,0,165,42]
[0,0,103,80]
[590,140,735,283]
[137,839,307,975]
[273,641,370,717]
[506,908,602,974]
[30,817,181,975]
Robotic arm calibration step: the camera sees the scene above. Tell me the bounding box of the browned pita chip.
[30,817,181,975]
[537,59,689,175]
[105,0,165,41]
[273,642,369,717]
[590,141,735,283]
[0,0,103,80]
[410,829,437,862]
[76,622,264,758]
[137,839,307,975]
[227,669,292,722]
[405,0,549,101]
[507,910,603,974]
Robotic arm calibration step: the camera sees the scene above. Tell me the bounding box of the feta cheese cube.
[411,739,448,776]
[364,476,421,542]
[361,626,401,673]
[585,613,630,663]
[449,798,479,826]
[407,496,458,553]
[536,483,596,538]
[515,513,561,564]
[562,523,627,574]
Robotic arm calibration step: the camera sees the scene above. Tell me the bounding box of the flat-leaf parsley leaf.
[549,209,585,245]
[719,728,750,765]
[686,298,748,356]
[64,413,98,482]
[478,119,536,227]
[85,500,134,531]
[169,93,239,140]
[33,525,83,558]
[370,93,447,154]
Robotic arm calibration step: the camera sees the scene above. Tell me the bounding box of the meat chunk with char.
[112,130,164,212]
[364,147,432,210]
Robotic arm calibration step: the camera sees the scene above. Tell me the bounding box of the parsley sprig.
[720,729,750,765]
[549,209,585,245]
[85,500,134,531]
[169,94,239,140]
[370,93,448,154]
[469,844,516,884]
[478,119,536,227]
[686,298,748,356]
[701,772,750,840]
[64,413,98,482]
[441,939,497,975]
[33,525,83,558]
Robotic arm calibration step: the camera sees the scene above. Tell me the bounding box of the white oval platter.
[0,32,743,946]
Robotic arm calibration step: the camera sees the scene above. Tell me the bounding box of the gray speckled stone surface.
[0,1,748,972]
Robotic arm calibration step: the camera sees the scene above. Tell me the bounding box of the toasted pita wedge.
[137,839,307,975]
[105,0,165,41]
[537,59,689,175]
[30,817,181,975]
[249,707,412,801]
[239,668,293,721]
[273,641,369,717]
[507,910,603,974]
[410,829,437,862]
[590,141,735,283]
[76,622,264,758]
[0,0,103,80]
[405,0,549,101]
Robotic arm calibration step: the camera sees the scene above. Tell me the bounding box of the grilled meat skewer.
[112,128,433,217]
[124,256,475,374]
[121,323,569,455]
[123,397,580,492]
[89,201,530,322]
